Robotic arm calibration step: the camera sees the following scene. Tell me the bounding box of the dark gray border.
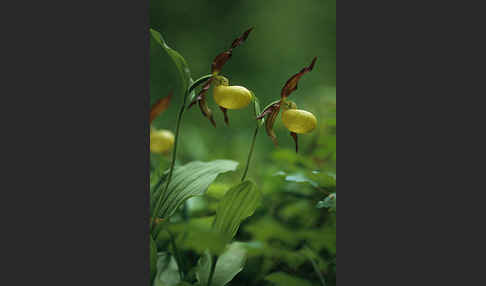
[2,0,150,284]
[339,0,485,285]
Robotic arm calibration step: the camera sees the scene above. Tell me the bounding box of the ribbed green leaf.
[154,160,239,219]
[212,180,261,241]
[150,165,168,212]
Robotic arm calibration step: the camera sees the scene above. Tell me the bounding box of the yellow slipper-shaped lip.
[150,129,175,153]
[282,109,317,134]
[213,85,252,110]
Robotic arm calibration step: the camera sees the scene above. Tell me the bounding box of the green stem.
[207,255,217,286]
[310,257,326,286]
[150,103,185,230]
[304,245,326,286]
[150,75,213,231]
[241,126,259,182]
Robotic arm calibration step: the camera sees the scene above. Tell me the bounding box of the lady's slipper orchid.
[256,57,318,152]
[188,28,254,126]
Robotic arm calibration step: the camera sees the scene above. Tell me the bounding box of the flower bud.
[281,109,317,134]
[213,85,252,110]
[150,129,175,153]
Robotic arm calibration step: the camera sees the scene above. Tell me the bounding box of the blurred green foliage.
[150,0,335,285]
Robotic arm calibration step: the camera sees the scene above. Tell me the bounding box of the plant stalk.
[150,75,213,231]
[207,254,217,286]
[304,245,326,286]
[241,126,259,182]
[310,257,326,286]
[150,98,186,230]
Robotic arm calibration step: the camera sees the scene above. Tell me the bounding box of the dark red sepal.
[150,91,172,124]
[211,27,254,74]
[290,132,298,153]
[281,57,317,99]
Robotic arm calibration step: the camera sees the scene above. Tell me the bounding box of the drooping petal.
[198,96,216,128]
[219,106,230,125]
[266,108,280,146]
[188,78,212,109]
[187,79,217,127]
[256,101,281,146]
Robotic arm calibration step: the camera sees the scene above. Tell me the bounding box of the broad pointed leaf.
[150,28,195,101]
[153,160,239,219]
[212,180,261,241]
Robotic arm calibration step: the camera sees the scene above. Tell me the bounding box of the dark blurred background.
[149,0,335,177]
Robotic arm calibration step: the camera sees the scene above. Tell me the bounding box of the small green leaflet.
[210,242,247,286]
[153,253,180,286]
[195,250,212,286]
[196,243,248,286]
[251,92,264,127]
[317,193,336,212]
